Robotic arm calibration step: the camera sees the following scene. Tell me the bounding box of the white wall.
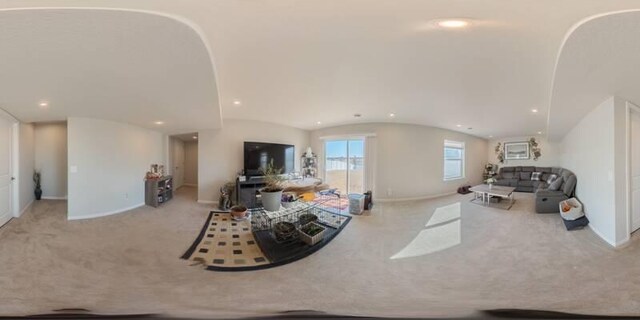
[559,97,629,246]
[310,123,488,200]
[67,118,165,219]
[198,119,310,202]
[34,122,67,199]
[487,136,561,167]
[17,123,34,216]
[184,140,198,186]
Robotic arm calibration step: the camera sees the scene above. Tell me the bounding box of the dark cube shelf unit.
[145,176,174,207]
[236,177,267,209]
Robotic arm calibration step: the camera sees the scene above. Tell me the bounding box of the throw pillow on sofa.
[546,174,558,184]
[531,172,542,181]
[548,176,564,191]
[520,172,531,180]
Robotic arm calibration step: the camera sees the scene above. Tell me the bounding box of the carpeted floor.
[1,186,640,318]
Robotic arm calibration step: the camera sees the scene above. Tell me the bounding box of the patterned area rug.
[182,210,351,271]
[312,195,349,211]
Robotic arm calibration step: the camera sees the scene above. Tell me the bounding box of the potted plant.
[33,171,42,200]
[281,192,298,208]
[486,177,496,189]
[298,222,326,246]
[260,159,285,211]
[230,205,248,220]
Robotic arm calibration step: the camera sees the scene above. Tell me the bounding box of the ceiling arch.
[549,10,640,140]
[0,8,221,134]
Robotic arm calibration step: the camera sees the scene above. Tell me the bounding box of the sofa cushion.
[502,167,515,172]
[520,172,531,180]
[563,175,577,196]
[519,180,534,187]
[536,167,552,173]
[514,167,522,172]
[521,166,535,172]
[502,172,516,179]
[540,173,551,182]
[533,181,544,189]
[494,179,513,187]
[551,168,562,175]
[548,176,564,191]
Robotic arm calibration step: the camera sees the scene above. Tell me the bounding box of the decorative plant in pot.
[485,177,496,189]
[33,171,42,200]
[281,192,298,208]
[260,159,285,211]
[298,222,326,246]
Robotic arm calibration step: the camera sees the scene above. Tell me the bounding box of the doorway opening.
[324,138,365,195]
[169,133,199,201]
[630,106,640,234]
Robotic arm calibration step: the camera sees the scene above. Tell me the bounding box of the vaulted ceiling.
[2,1,640,138]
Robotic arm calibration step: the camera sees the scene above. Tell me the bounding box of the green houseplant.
[33,171,42,200]
[260,159,286,211]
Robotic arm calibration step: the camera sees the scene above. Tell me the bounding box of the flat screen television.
[244,142,295,177]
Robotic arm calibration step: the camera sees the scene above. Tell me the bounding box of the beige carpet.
[0,187,639,318]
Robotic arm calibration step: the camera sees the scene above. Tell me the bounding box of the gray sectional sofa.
[493,166,577,213]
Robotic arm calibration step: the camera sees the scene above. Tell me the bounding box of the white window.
[444,140,465,181]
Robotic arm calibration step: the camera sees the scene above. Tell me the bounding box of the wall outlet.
[387,188,393,196]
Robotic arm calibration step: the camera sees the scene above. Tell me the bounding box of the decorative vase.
[260,189,283,211]
[34,187,42,200]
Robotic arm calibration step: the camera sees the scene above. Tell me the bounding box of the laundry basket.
[559,198,583,221]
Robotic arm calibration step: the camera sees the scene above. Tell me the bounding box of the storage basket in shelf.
[559,198,583,221]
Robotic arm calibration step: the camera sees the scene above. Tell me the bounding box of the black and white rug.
[182,210,351,271]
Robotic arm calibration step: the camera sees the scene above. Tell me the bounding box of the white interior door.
[631,110,640,233]
[0,115,12,227]
[171,138,185,189]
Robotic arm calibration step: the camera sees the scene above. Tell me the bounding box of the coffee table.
[469,184,516,210]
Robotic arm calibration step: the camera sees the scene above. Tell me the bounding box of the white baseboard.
[588,223,617,248]
[16,199,34,218]
[68,203,145,220]
[42,196,67,200]
[375,191,457,203]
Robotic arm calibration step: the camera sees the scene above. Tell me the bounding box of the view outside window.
[444,140,464,180]
[325,139,364,194]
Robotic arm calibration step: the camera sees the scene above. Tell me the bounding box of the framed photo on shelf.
[504,142,530,160]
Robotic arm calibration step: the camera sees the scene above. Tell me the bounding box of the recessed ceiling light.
[193,136,198,139]
[456,124,462,128]
[389,113,396,118]
[537,131,543,135]
[489,135,493,138]
[436,19,470,29]
[154,121,164,125]
[38,101,49,108]
[316,121,322,125]
[233,99,242,106]
[531,109,538,113]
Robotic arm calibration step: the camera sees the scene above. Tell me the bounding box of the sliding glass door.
[324,139,365,194]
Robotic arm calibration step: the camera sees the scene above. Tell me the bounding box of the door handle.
[11,177,15,181]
